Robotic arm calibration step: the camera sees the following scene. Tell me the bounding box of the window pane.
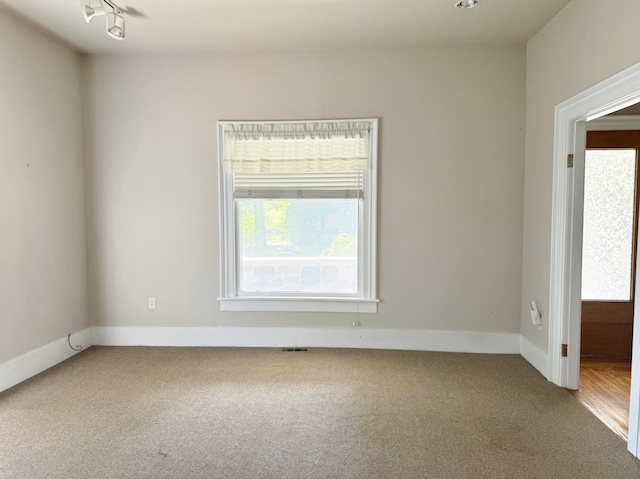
[581,149,636,301]
[238,199,358,294]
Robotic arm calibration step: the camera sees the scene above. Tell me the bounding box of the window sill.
[218,297,378,313]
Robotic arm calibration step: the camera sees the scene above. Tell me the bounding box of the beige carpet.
[1,347,640,478]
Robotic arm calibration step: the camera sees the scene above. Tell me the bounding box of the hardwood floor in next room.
[571,360,632,440]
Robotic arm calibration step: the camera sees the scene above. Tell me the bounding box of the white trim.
[0,328,92,394]
[567,119,586,390]
[218,121,236,301]
[629,234,640,457]
[587,115,640,131]
[92,326,520,353]
[519,335,549,379]
[550,60,640,457]
[0,329,551,402]
[219,297,378,313]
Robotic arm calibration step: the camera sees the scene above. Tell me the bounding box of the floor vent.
[282,348,308,352]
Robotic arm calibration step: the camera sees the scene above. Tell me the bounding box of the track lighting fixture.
[106,9,125,40]
[81,0,126,40]
[82,0,105,23]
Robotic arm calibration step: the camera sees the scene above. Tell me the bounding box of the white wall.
[522,0,640,350]
[0,8,88,363]
[5,0,640,377]
[84,46,525,334]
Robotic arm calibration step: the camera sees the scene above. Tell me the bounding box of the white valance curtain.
[222,121,371,174]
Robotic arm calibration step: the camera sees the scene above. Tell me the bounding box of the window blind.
[223,121,371,174]
[233,171,363,199]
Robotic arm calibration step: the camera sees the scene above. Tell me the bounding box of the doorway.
[548,60,640,457]
[571,129,640,440]
[581,131,638,362]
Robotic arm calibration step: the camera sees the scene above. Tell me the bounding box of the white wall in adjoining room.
[522,0,640,352]
[84,46,526,335]
[0,7,88,364]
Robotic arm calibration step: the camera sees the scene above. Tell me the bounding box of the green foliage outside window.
[324,233,356,257]
[240,200,356,257]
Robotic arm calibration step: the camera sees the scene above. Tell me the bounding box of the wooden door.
[581,131,640,360]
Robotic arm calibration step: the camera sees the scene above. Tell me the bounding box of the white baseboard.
[1,327,545,394]
[520,335,549,379]
[0,328,92,394]
[92,326,521,354]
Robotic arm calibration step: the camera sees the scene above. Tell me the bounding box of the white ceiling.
[0,0,573,55]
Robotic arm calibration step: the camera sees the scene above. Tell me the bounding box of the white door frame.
[549,61,640,457]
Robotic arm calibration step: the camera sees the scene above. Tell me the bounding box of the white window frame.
[217,118,379,313]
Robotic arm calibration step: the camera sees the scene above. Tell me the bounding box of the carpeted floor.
[1,347,640,478]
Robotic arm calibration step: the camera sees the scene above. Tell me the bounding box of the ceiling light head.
[106,10,125,40]
[456,0,480,9]
[82,0,106,23]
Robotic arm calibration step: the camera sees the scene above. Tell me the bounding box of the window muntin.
[218,119,378,313]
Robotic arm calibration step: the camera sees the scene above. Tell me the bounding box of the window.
[581,149,637,301]
[218,119,378,313]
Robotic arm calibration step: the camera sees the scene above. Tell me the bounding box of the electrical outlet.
[148,297,156,309]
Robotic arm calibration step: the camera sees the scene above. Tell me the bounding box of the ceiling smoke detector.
[456,0,480,9]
